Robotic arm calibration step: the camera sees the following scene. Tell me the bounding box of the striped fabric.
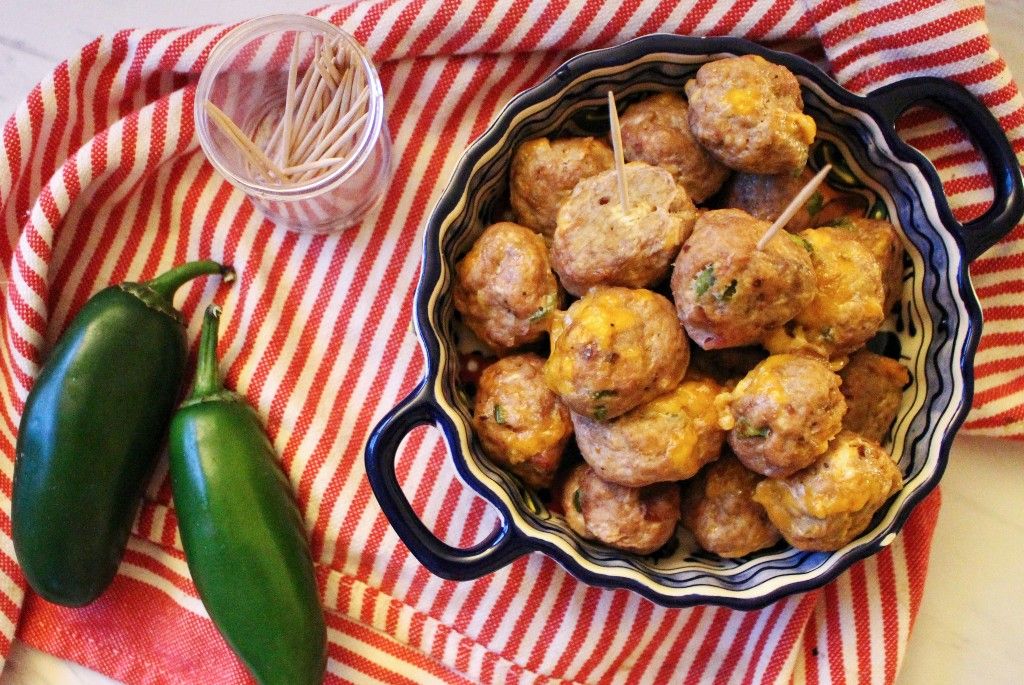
[0,1,1016,683]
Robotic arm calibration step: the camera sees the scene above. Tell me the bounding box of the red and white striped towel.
[0,1,1019,683]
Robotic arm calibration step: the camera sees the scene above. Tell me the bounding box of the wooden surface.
[0,1,1022,683]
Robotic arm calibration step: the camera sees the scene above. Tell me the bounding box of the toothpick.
[292,52,328,141]
[282,157,348,174]
[204,100,285,182]
[205,35,370,189]
[607,91,629,210]
[279,38,301,166]
[268,55,314,153]
[297,111,368,181]
[315,54,337,92]
[756,164,833,250]
[321,41,343,83]
[310,66,352,156]
[299,85,369,163]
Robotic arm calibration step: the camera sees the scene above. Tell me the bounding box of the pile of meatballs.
[453,55,909,559]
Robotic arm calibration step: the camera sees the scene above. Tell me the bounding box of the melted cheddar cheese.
[792,113,817,144]
[718,355,797,429]
[725,88,759,115]
[497,414,570,465]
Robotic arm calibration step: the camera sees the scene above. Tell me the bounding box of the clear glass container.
[195,15,392,233]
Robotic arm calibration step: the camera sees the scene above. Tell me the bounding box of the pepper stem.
[146,260,234,302]
[191,304,224,399]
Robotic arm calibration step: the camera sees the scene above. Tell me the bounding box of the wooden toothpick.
[279,38,302,166]
[756,164,833,250]
[607,90,629,210]
[204,100,285,182]
[205,34,371,186]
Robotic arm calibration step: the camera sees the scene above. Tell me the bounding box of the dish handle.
[364,380,531,580]
[866,77,1024,261]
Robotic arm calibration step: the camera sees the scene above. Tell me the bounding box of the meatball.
[718,354,845,478]
[671,209,816,349]
[839,350,910,443]
[723,167,821,232]
[763,226,885,359]
[473,354,573,488]
[572,372,726,487]
[561,464,594,539]
[753,431,903,551]
[509,136,614,236]
[827,217,905,312]
[619,92,730,202]
[544,287,689,420]
[685,55,816,174]
[563,464,680,555]
[551,162,697,296]
[453,222,561,353]
[681,453,781,558]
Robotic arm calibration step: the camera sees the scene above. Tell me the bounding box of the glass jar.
[195,14,392,234]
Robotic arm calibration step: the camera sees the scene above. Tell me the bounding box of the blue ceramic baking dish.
[365,35,1023,609]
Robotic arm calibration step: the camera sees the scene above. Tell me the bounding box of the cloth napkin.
[0,1,1019,683]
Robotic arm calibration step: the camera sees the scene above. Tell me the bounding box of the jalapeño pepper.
[13,259,232,607]
[168,305,326,685]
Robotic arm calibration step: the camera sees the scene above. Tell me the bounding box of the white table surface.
[1,1,1022,683]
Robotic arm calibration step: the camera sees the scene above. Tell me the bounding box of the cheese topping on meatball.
[572,372,725,487]
[544,287,689,420]
[763,226,885,359]
[686,54,816,174]
[718,354,845,478]
[753,431,902,551]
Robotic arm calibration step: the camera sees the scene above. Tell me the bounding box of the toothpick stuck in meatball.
[551,162,697,297]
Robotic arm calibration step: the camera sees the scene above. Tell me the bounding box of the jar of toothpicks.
[196,15,393,233]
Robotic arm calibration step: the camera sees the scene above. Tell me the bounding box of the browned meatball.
[473,354,573,488]
[753,431,903,551]
[719,354,845,478]
[561,464,594,539]
[763,227,885,359]
[544,287,689,420]
[453,222,561,353]
[826,217,905,312]
[572,372,726,487]
[671,209,816,349]
[619,92,730,203]
[551,162,697,296]
[563,464,680,554]
[839,350,910,443]
[723,167,820,232]
[685,55,816,174]
[681,453,781,558]
[509,137,614,236]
